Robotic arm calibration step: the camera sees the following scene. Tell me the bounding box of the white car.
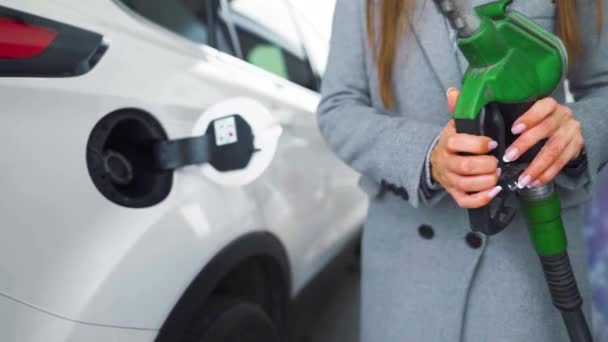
[0,0,366,341]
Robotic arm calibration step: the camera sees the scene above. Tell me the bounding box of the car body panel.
[286,0,336,75]
[0,293,157,341]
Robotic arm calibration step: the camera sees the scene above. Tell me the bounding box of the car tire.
[186,296,280,342]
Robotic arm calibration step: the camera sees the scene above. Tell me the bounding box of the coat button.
[418,225,434,240]
[466,232,483,249]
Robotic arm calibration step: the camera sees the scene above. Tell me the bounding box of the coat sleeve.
[317,0,445,208]
[557,0,608,190]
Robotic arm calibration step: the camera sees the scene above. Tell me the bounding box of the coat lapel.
[411,0,466,90]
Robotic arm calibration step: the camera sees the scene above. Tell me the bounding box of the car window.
[118,0,236,55]
[227,0,320,91]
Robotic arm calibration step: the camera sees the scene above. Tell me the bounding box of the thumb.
[446,87,460,114]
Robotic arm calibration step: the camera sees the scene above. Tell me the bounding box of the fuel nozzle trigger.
[462,103,519,235]
[468,102,540,235]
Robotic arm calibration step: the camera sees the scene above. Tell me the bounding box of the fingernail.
[511,123,526,135]
[518,175,532,189]
[446,87,458,97]
[488,140,498,151]
[497,168,502,177]
[488,186,503,198]
[530,180,543,188]
[503,148,519,163]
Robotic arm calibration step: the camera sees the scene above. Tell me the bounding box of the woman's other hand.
[502,97,585,188]
[430,88,502,209]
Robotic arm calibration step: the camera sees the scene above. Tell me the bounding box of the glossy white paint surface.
[0,294,158,341]
[0,0,366,340]
[287,0,337,74]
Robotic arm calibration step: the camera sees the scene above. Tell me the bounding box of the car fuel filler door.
[87,98,282,208]
[158,97,282,187]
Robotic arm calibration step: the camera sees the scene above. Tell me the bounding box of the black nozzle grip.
[455,104,514,235]
[462,189,516,235]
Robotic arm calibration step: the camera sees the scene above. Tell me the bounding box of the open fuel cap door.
[154,97,282,186]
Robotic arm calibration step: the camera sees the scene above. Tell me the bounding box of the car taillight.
[0,6,107,77]
[0,18,57,59]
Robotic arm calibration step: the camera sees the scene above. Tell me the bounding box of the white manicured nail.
[512,123,526,135]
[518,175,532,189]
[489,186,503,198]
[488,140,498,151]
[497,168,502,177]
[530,180,543,188]
[503,148,519,163]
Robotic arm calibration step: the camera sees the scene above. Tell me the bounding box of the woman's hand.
[503,97,585,188]
[431,88,502,209]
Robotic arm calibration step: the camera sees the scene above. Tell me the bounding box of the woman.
[318,0,607,341]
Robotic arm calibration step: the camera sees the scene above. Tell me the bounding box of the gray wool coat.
[317,0,608,341]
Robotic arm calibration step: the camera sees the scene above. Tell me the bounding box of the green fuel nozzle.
[432,1,593,341]
[435,0,568,235]
[440,0,567,122]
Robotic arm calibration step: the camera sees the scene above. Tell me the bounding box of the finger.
[510,97,559,135]
[446,154,499,175]
[529,137,584,188]
[446,171,500,193]
[444,119,456,134]
[503,105,570,163]
[447,88,460,114]
[450,186,503,209]
[446,134,498,154]
[515,123,576,188]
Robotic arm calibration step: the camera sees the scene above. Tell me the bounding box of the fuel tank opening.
[87,108,172,208]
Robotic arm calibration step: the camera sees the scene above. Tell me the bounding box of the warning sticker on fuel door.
[214,116,238,146]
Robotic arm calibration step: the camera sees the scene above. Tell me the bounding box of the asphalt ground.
[289,240,361,342]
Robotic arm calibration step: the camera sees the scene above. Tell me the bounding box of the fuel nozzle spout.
[432,0,481,37]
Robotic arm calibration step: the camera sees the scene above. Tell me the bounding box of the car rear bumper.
[0,293,158,342]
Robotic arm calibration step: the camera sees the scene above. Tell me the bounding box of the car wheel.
[186,296,280,342]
